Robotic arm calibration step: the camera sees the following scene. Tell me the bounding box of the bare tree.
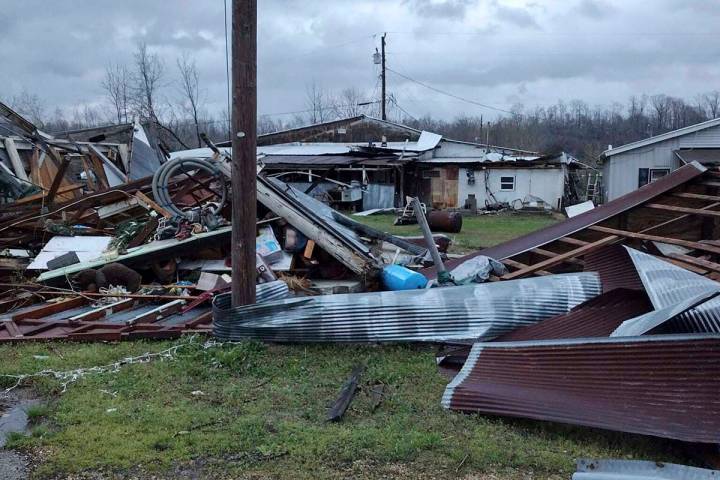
[132,42,164,123]
[102,63,131,124]
[305,81,334,124]
[9,89,45,126]
[333,87,366,118]
[699,91,720,118]
[176,53,203,147]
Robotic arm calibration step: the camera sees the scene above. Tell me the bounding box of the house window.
[500,175,515,191]
[422,169,440,179]
[639,168,670,187]
[650,168,670,182]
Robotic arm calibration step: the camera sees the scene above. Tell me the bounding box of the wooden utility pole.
[381,33,386,120]
[231,0,257,306]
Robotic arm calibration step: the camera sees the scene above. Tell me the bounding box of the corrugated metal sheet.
[495,288,651,342]
[573,459,720,480]
[611,290,720,337]
[260,155,362,166]
[583,245,644,293]
[425,161,707,278]
[213,273,601,343]
[625,247,720,333]
[442,334,720,443]
[363,184,395,209]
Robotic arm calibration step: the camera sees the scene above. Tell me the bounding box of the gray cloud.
[0,0,719,123]
[404,0,475,19]
[574,0,614,19]
[494,4,541,29]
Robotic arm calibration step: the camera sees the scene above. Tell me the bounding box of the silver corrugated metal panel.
[611,290,720,337]
[256,280,290,303]
[362,184,395,209]
[624,247,720,333]
[573,459,720,479]
[212,273,601,343]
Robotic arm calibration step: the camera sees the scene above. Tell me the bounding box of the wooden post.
[231,0,257,306]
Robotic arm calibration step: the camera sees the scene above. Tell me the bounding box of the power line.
[386,67,513,115]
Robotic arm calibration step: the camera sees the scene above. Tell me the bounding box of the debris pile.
[1,102,719,466]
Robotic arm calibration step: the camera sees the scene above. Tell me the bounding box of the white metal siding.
[604,138,682,201]
[605,124,720,200]
[678,124,720,148]
[458,167,565,210]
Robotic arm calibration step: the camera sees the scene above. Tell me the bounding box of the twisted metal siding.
[625,247,720,334]
[213,273,601,343]
[442,334,720,443]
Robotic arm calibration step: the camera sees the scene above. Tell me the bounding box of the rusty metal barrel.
[427,210,463,233]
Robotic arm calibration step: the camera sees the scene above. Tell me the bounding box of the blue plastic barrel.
[382,264,428,290]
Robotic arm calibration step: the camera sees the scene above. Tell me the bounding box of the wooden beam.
[657,256,708,275]
[700,181,720,188]
[672,192,720,202]
[667,253,720,273]
[3,138,29,181]
[645,203,720,218]
[501,235,619,280]
[13,183,82,205]
[45,154,71,205]
[556,237,589,246]
[589,225,720,256]
[502,258,552,276]
[532,247,584,266]
[135,191,173,219]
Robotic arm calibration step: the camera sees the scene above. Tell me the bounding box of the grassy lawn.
[353,212,560,253]
[0,338,687,479]
[0,213,690,479]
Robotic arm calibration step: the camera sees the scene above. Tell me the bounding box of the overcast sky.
[1,0,719,123]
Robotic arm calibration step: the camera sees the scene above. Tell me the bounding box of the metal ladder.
[586,172,599,202]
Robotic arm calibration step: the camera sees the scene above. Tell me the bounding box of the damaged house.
[215,115,588,211]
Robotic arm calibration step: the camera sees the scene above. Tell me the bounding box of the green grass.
[0,338,689,479]
[352,212,560,253]
[0,215,690,478]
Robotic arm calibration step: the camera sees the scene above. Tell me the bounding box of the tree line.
[3,42,719,162]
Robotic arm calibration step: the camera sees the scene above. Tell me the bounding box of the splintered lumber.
[135,191,173,219]
[326,365,364,422]
[46,155,71,205]
[3,138,29,181]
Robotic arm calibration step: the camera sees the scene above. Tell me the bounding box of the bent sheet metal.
[442,334,720,443]
[213,272,601,343]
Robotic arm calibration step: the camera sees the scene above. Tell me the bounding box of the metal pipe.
[411,197,451,284]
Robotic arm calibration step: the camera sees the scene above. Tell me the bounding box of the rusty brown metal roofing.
[583,245,645,293]
[0,296,212,342]
[442,334,720,443]
[493,288,651,342]
[424,161,708,278]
